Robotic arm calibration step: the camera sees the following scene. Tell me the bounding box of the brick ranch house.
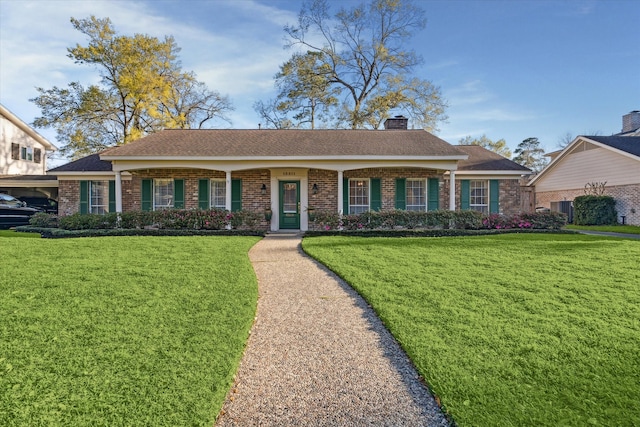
[49,118,532,231]
[529,111,640,225]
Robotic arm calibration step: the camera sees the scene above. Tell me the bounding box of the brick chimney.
[622,110,640,133]
[384,115,408,130]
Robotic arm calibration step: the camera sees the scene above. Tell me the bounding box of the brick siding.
[441,177,524,215]
[535,183,640,225]
[59,168,529,227]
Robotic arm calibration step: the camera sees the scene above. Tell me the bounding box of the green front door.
[279,181,300,229]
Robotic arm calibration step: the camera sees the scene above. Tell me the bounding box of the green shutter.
[108,180,116,213]
[428,178,439,211]
[198,179,209,209]
[370,178,382,211]
[79,180,88,214]
[141,179,152,211]
[395,178,406,210]
[174,179,184,209]
[231,179,242,212]
[460,179,470,210]
[489,179,500,213]
[342,178,349,215]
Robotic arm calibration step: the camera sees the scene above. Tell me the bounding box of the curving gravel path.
[215,233,449,427]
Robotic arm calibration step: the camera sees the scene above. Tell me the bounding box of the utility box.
[550,201,573,223]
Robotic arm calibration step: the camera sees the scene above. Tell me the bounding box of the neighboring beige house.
[0,104,58,197]
[50,117,532,231]
[530,111,640,225]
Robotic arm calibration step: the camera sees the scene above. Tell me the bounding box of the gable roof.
[528,135,640,186]
[454,145,531,172]
[585,135,640,157]
[100,129,466,159]
[48,153,112,173]
[0,104,57,151]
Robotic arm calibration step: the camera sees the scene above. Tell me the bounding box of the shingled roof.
[454,145,531,172]
[48,153,112,173]
[583,135,640,158]
[100,129,466,159]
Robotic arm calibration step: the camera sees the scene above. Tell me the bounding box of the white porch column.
[115,171,123,213]
[449,170,456,211]
[337,170,344,215]
[225,171,232,211]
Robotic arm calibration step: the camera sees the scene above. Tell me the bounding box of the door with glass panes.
[279,181,300,229]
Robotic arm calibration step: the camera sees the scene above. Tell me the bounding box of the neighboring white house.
[0,104,58,197]
[530,111,640,225]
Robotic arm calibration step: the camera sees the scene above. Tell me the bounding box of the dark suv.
[18,196,58,214]
[0,194,39,229]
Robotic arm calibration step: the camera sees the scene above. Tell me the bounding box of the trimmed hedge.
[573,195,618,225]
[15,226,265,239]
[311,210,567,231]
[304,228,578,238]
[33,209,263,232]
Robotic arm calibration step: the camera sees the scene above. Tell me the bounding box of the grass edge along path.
[1,236,261,427]
[565,224,640,234]
[302,234,640,427]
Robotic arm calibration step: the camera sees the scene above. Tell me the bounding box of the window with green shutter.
[428,178,439,211]
[108,180,116,212]
[489,179,500,213]
[460,180,470,210]
[370,178,381,211]
[231,179,242,212]
[342,178,349,214]
[141,179,152,211]
[198,179,210,209]
[79,181,89,214]
[395,178,406,209]
[173,179,185,209]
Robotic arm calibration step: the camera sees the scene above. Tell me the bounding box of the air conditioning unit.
[550,201,573,223]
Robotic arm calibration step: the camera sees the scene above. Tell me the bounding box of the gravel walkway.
[215,233,449,427]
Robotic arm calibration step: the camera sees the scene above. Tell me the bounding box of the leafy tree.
[279,0,447,130]
[31,16,232,159]
[253,99,294,129]
[270,51,339,129]
[513,137,547,172]
[459,135,512,158]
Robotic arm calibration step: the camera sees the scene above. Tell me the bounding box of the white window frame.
[153,178,174,210]
[470,180,489,214]
[349,178,370,215]
[406,179,427,211]
[210,179,226,209]
[89,181,109,214]
[20,146,34,161]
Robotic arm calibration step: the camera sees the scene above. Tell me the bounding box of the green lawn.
[0,230,42,238]
[566,224,640,234]
[302,234,640,426]
[1,236,260,426]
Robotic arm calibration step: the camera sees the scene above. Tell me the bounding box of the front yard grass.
[0,230,41,238]
[302,234,640,426]
[1,236,260,426]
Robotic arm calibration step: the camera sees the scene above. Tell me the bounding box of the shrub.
[29,212,58,228]
[312,210,343,230]
[518,211,567,229]
[451,210,484,229]
[573,195,617,225]
[58,213,119,230]
[482,212,566,230]
[230,210,262,230]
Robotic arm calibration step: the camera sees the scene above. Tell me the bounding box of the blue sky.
[1,0,638,167]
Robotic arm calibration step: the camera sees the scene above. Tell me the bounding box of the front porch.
[102,164,459,232]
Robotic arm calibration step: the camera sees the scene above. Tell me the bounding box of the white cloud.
[0,0,300,132]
